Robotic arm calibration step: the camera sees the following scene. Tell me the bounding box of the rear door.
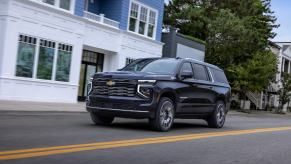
[191,63,217,113]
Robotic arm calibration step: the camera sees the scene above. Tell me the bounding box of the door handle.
[209,86,214,90]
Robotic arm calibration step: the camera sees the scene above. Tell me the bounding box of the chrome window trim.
[207,67,215,83]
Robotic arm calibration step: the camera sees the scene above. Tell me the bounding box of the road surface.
[1,111,291,164]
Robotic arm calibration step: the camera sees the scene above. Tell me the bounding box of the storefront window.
[16,35,37,78]
[126,58,135,66]
[56,44,72,82]
[37,39,55,80]
[15,34,73,82]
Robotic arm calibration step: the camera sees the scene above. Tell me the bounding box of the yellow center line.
[1,126,291,160]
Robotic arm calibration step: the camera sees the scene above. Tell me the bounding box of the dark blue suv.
[86,58,231,131]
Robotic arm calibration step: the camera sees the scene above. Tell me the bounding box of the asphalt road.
[1,111,291,164]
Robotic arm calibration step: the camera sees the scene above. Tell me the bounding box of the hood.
[93,71,176,81]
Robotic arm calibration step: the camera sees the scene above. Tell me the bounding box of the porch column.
[281,57,285,72]
[289,60,291,74]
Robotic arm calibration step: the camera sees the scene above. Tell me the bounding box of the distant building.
[246,42,291,111]
[162,27,205,61]
[273,42,291,111]
[0,0,165,103]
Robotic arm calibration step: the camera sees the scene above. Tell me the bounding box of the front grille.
[92,78,136,97]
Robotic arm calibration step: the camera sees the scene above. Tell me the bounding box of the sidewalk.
[0,100,86,112]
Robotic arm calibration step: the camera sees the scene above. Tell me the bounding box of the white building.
[250,42,291,111]
[273,42,291,111]
[0,0,165,103]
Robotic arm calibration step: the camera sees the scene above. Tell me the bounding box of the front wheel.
[149,97,175,132]
[207,101,226,128]
[90,112,114,125]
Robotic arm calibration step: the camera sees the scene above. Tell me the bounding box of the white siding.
[0,0,163,103]
[176,43,205,61]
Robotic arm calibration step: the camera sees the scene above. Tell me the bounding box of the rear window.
[210,68,228,84]
[192,63,209,81]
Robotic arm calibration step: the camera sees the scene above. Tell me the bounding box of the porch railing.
[83,11,120,29]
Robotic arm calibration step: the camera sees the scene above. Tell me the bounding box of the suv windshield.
[121,58,179,74]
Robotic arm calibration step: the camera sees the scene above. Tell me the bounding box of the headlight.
[137,80,156,99]
[137,85,153,99]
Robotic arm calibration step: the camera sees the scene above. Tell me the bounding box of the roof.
[135,57,222,70]
[182,58,221,70]
[268,41,281,49]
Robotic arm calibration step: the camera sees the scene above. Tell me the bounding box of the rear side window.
[210,68,228,84]
[192,63,209,81]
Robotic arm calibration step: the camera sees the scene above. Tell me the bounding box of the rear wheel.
[207,101,226,128]
[90,112,114,125]
[149,97,175,132]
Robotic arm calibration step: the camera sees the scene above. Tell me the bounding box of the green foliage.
[227,51,277,93]
[164,0,279,94]
[278,73,291,110]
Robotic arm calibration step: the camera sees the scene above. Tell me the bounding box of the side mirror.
[180,71,193,79]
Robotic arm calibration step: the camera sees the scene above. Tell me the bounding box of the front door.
[177,62,216,114]
[78,50,104,101]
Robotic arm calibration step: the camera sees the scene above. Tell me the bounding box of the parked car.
[86,58,231,131]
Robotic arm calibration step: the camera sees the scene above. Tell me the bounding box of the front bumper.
[86,95,157,119]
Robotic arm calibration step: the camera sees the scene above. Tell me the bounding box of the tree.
[227,51,277,111]
[164,0,278,71]
[164,0,212,41]
[164,0,279,110]
[278,73,291,113]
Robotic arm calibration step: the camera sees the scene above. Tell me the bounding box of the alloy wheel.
[159,101,174,129]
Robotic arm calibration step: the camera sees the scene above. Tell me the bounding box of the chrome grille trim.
[92,78,136,97]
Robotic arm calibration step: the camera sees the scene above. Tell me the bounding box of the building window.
[128,1,157,39]
[129,2,139,32]
[59,0,71,10]
[138,7,148,35]
[148,11,156,37]
[56,44,73,82]
[42,0,55,5]
[15,34,73,83]
[16,35,37,78]
[37,39,56,80]
[126,58,135,66]
[40,0,73,11]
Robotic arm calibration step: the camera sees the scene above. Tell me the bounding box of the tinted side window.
[211,68,228,84]
[180,62,193,76]
[192,63,209,81]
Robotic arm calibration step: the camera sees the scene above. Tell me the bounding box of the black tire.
[149,97,175,132]
[207,101,226,128]
[90,112,114,125]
